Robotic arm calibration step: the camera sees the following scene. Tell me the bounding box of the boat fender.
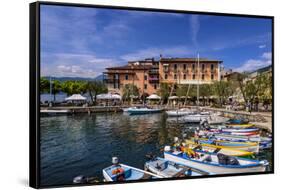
[164,146,171,152]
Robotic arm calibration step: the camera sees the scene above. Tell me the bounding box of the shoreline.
[40,105,272,132]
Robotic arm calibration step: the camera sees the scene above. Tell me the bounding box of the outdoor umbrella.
[168,96,179,100]
[147,94,161,100]
[96,93,121,100]
[65,94,87,101]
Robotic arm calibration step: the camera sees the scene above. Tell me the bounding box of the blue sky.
[40,5,272,78]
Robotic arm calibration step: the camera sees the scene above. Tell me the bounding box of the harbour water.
[40,112,272,186]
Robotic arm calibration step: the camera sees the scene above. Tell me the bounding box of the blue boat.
[144,157,210,177]
[102,157,162,182]
[226,119,249,125]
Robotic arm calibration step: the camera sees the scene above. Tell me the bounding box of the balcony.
[103,78,120,84]
[148,69,159,74]
[148,77,160,83]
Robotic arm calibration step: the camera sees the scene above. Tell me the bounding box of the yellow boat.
[185,140,254,157]
[225,123,255,128]
[188,137,259,153]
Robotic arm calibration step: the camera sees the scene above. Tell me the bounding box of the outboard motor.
[200,118,209,128]
[112,157,119,165]
[73,175,87,184]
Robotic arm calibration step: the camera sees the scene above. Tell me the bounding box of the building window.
[211,64,214,71]
[174,64,177,71]
[202,74,205,80]
[174,74,177,79]
[164,66,169,72]
[164,74,168,79]
[154,84,157,89]
[125,75,128,80]
[211,74,214,80]
[183,74,186,79]
[202,64,205,71]
[183,64,186,70]
[192,64,195,71]
[193,74,195,80]
[144,75,147,80]
[144,84,147,89]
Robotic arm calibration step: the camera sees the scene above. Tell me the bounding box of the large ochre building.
[103,57,222,95]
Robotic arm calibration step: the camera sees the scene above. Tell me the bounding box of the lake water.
[40,112,272,186]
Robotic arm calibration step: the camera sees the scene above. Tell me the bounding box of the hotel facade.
[103,57,222,95]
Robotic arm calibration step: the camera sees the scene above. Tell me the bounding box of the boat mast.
[49,76,52,101]
[197,53,200,106]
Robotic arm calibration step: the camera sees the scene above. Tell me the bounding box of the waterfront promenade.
[41,105,272,132]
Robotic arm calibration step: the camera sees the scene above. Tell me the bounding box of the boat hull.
[164,152,266,174]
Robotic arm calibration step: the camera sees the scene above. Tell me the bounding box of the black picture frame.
[29,1,274,189]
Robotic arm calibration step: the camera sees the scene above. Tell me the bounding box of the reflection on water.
[40,112,272,186]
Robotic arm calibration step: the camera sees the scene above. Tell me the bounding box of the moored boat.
[164,146,268,174]
[226,118,249,125]
[182,114,210,123]
[185,140,254,157]
[126,107,163,115]
[103,157,162,182]
[225,123,255,128]
[166,108,194,117]
[194,138,260,153]
[144,157,210,177]
[207,134,272,149]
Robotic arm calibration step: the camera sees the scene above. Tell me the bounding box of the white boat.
[40,109,70,115]
[126,107,163,115]
[164,146,268,174]
[166,108,194,117]
[144,157,210,177]
[182,114,210,123]
[122,107,136,112]
[103,157,162,182]
[202,116,229,125]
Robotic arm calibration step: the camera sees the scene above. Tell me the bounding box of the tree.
[199,84,214,106]
[86,81,108,104]
[157,83,170,104]
[51,80,62,102]
[122,84,139,103]
[61,81,87,95]
[212,81,234,107]
[40,77,50,93]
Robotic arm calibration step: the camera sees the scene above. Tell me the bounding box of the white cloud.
[120,46,194,61]
[261,52,272,59]
[210,33,271,51]
[190,15,200,47]
[41,53,120,78]
[235,52,272,72]
[259,44,266,49]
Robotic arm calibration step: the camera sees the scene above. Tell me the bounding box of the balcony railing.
[103,79,120,84]
[148,69,159,74]
[148,77,159,83]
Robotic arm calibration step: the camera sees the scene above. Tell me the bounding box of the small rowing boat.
[226,119,249,125]
[103,157,162,182]
[185,140,254,157]
[144,157,210,177]
[164,146,268,174]
[225,123,255,128]
[194,138,260,153]
[207,134,272,149]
